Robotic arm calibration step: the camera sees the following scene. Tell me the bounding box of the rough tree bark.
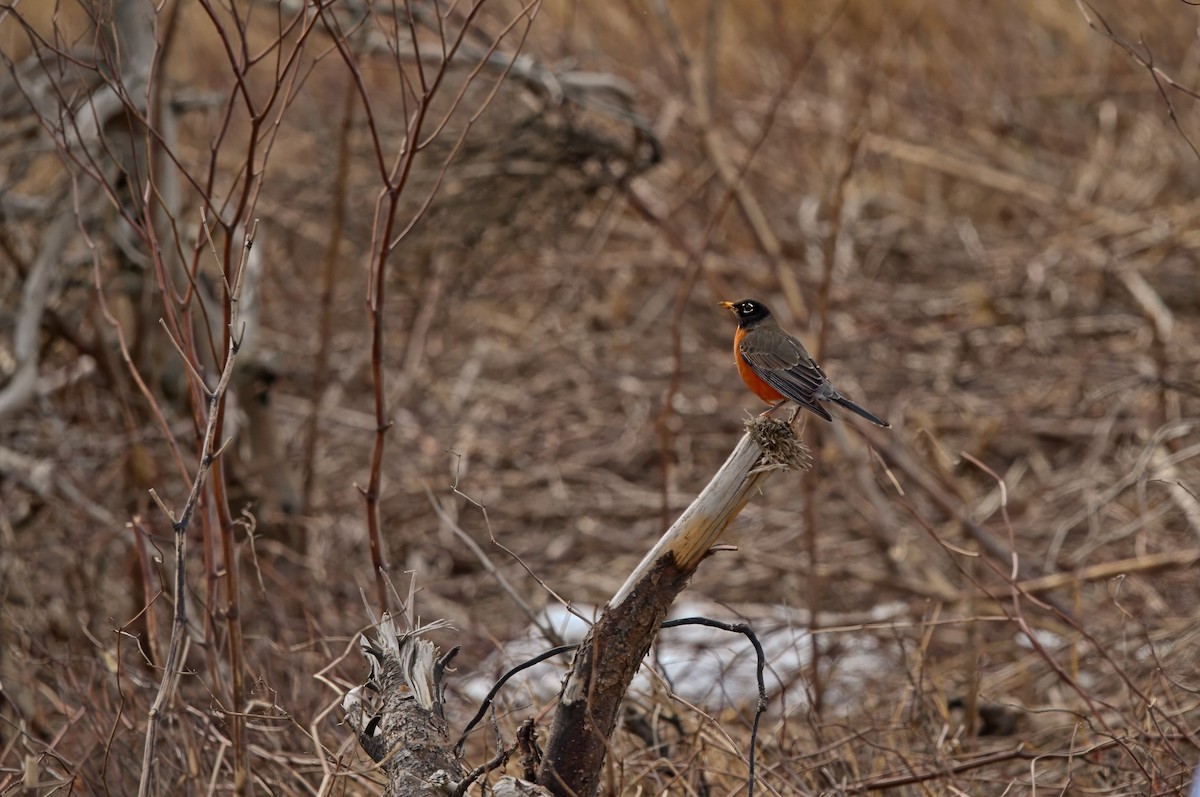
[344,617,466,797]
[535,416,809,796]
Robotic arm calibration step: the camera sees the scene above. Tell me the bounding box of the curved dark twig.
[451,746,512,797]
[453,643,579,755]
[456,617,771,797]
[433,645,461,719]
[661,617,770,797]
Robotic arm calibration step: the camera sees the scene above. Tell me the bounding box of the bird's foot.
[759,400,788,418]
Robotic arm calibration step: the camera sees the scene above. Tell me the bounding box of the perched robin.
[720,299,890,427]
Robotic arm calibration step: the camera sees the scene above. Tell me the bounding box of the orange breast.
[733,328,784,404]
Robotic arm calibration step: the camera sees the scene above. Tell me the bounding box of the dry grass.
[2,0,1200,794]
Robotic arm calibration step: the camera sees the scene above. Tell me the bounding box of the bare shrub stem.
[138,225,254,797]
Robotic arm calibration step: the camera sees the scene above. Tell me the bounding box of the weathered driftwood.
[536,416,809,797]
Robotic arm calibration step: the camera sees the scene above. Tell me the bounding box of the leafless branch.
[138,222,254,797]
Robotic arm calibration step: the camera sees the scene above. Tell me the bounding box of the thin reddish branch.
[318,0,538,614]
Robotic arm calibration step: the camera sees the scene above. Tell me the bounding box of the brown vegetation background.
[2,0,1200,794]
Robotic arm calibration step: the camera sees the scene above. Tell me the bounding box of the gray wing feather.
[739,326,890,427]
[738,330,836,421]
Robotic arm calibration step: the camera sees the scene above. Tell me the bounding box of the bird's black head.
[720,299,772,327]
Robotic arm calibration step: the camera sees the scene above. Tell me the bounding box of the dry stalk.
[802,107,865,718]
[427,485,566,647]
[137,224,254,797]
[990,549,1200,600]
[876,437,1075,618]
[938,454,1195,774]
[1074,0,1200,162]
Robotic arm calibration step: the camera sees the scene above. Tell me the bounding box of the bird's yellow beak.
[719,301,735,311]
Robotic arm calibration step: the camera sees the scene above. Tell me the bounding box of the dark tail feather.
[798,397,834,422]
[832,396,890,428]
